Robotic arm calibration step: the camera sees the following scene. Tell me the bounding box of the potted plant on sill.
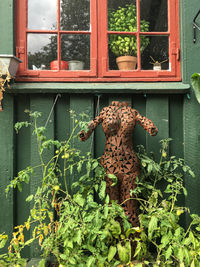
[108,3,150,70]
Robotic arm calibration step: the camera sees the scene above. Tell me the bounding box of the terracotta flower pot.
[50,60,68,70]
[116,56,137,70]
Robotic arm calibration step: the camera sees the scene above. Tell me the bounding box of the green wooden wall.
[0,93,184,258]
[0,0,200,260]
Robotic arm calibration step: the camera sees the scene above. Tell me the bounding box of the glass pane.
[61,34,90,70]
[108,34,137,70]
[27,34,57,70]
[140,0,168,32]
[108,0,137,32]
[60,0,90,31]
[141,36,169,70]
[28,0,57,30]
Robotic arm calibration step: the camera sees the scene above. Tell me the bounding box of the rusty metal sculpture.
[79,101,158,226]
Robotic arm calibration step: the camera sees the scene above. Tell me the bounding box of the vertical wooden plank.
[146,95,169,160]
[94,94,108,158]
[183,93,200,222]
[69,94,94,187]
[132,94,147,148]
[15,94,31,259]
[169,95,184,158]
[0,95,14,252]
[29,94,55,258]
[55,94,70,190]
[181,0,200,222]
[108,94,131,105]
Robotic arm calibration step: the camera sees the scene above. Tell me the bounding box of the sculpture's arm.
[79,114,103,141]
[135,110,158,136]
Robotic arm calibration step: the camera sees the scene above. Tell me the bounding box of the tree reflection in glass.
[27,0,91,70]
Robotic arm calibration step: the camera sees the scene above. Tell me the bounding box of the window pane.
[108,0,137,32]
[27,34,57,70]
[140,0,168,32]
[60,0,90,31]
[108,34,137,70]
[28,0,57,30]
[141,36,169,70]
[61,34,90,70]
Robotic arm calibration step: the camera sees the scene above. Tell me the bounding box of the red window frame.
[15,0,181,82]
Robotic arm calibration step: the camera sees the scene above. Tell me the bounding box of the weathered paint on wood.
[0,95,14,253]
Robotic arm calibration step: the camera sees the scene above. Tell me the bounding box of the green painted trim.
[10,82,190,94]
[0,0,14,54]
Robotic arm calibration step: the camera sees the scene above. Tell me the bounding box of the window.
[15,0,181,82]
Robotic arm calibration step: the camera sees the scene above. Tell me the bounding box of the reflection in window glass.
[27,34,57,70]
[141,36,169,70]
[61,34,90,70]
[60,0,90,31]
[28,0,57,30]
[140,0,168,32]
[108,0,137,32]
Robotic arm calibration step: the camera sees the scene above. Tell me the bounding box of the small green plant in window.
[108,4,149,70]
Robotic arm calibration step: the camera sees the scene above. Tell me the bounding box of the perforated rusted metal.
[79,101,158,225]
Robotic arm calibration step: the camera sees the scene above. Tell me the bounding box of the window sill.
[10,82,190,94]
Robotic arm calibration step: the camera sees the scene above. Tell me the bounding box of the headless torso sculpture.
[80,101,158,225]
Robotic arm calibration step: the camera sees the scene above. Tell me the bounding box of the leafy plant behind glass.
[108,4,149,57]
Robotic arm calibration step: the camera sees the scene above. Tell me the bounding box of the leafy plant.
[191,73,200,104]
[0,111,199,267]
[108,4,149,57]
[130,139,200,266]
[0,110,138,267]
[0,71,12,111]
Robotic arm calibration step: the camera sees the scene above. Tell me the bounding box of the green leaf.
[77,161,82,173]
[0,237,7,249]
[161,234,170,247]
[17,183,22,192]
[134,241,142,258]
[38,259,46,267]
[177,247,184,262]
[26,194,34,202]
[73,193,85,207]
[108,246,117,262]
[148,215,158,239]
[105,194,110,204]
[165,245,172,260]
[92,161,99,170]
[134,264,143,267]
[110,220,121,238]
[99,181,106,200]
[183,187,188,196]
[183,248,190,266]
[87,256,95,267]
[24,238,35,246]
[125,227,142,238]
[191,73,200,104]
[117,243,129,264]
[104,205,109,219]
[107,173,118,186]
[86,162,91,173]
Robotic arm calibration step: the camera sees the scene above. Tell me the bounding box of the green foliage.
[0,110,137,267]
[191,73,200,104]
[108,4,149,57]
[1,111,199,267]
[130,139,199,266]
